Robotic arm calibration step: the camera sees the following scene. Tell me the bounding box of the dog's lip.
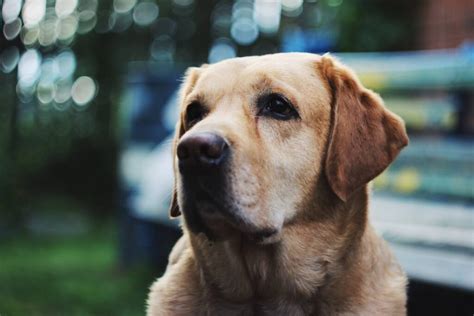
[193,198,282,244]
[244,228,280,244]
[183,185,282,242]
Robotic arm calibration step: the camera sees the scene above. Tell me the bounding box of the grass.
[0,224,159,316]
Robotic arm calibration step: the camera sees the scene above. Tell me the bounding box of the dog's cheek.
[265,128,322,221]
[228,157,268,224]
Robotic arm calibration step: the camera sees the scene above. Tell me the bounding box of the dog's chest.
[240,243,324,299]
[209,298,314,316]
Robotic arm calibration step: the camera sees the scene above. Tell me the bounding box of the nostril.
[177,143,190,160]
[201,139,227,160]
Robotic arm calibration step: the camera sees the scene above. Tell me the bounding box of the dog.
[147,53,409,315]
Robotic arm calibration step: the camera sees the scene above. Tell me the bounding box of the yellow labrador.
[147,53,409,315]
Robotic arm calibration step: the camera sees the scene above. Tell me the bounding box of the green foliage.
[0,225,158,316]
[335,0,420,52]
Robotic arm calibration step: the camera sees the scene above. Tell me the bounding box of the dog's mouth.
[181,182,280,244]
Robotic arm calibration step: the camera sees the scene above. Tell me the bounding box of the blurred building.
[418,0,473,49]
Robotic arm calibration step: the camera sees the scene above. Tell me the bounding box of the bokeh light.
[22,0,47,28]
[55,50,77,79]
[55,0,78,18]
[133,2,159,27]
[0,46,20,73]
[18,49,42,89]
[211,3,232,37]
[53,79,73,104]
[20,24,40,46]
[281,0,303,17]
[231,17,258,45]
[40,57,60,84]
[3,17,23,40]
[0,2,472,315]
[2,0,23,24]
[57,15,79,41]
[37,80,56,104]
[231,0,258,45]
[71,76,97,106]
[77,10,97,34]
[114,0,137,14]
[254,0,281,34]
[208,38,236,64]
[38,9,59,46]
[77,0,98,12]
[171,0,194,16]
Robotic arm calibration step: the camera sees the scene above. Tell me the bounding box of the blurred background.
[0,0,472,315]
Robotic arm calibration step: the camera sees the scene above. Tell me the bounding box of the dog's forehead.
[193,53,323,98]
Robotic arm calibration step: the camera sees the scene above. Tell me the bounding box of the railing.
[339,47,474,290]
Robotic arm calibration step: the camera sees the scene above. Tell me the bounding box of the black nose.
[177,132,229,168]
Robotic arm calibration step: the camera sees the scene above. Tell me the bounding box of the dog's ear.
[168,125,182,218]
[318,55,408,202]
[169,66,204,218]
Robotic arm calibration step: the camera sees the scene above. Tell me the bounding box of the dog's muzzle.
[176,132,232,237]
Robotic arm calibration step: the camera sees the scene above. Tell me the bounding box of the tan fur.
[147,53,408,316]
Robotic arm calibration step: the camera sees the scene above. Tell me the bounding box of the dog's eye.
[259,94,298,120]
[185,102,207,128]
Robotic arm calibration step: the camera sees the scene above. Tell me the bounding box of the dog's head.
[168,53,408,243]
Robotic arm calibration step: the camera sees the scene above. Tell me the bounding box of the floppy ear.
[168,126,183,218]
[318,55,408,202]
[168,66,204,218]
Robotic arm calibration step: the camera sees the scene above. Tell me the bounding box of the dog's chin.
[243,229,282,245]
[187,199,282,245]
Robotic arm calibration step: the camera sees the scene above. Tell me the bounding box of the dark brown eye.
[259,94,298,120]
[185,102,207,128]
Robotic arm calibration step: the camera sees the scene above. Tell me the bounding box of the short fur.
[147,53,408,316]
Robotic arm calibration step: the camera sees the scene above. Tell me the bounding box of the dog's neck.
[187,187,382,311]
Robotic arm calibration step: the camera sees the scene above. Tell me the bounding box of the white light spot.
[2,0,22,24]
[281,0,302,12]
[22,0,46,28]
[18,49,42,88]
[133,2,159,26]
[55,0,78,18]
[254,0,281,34]
[71,76,97,106]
